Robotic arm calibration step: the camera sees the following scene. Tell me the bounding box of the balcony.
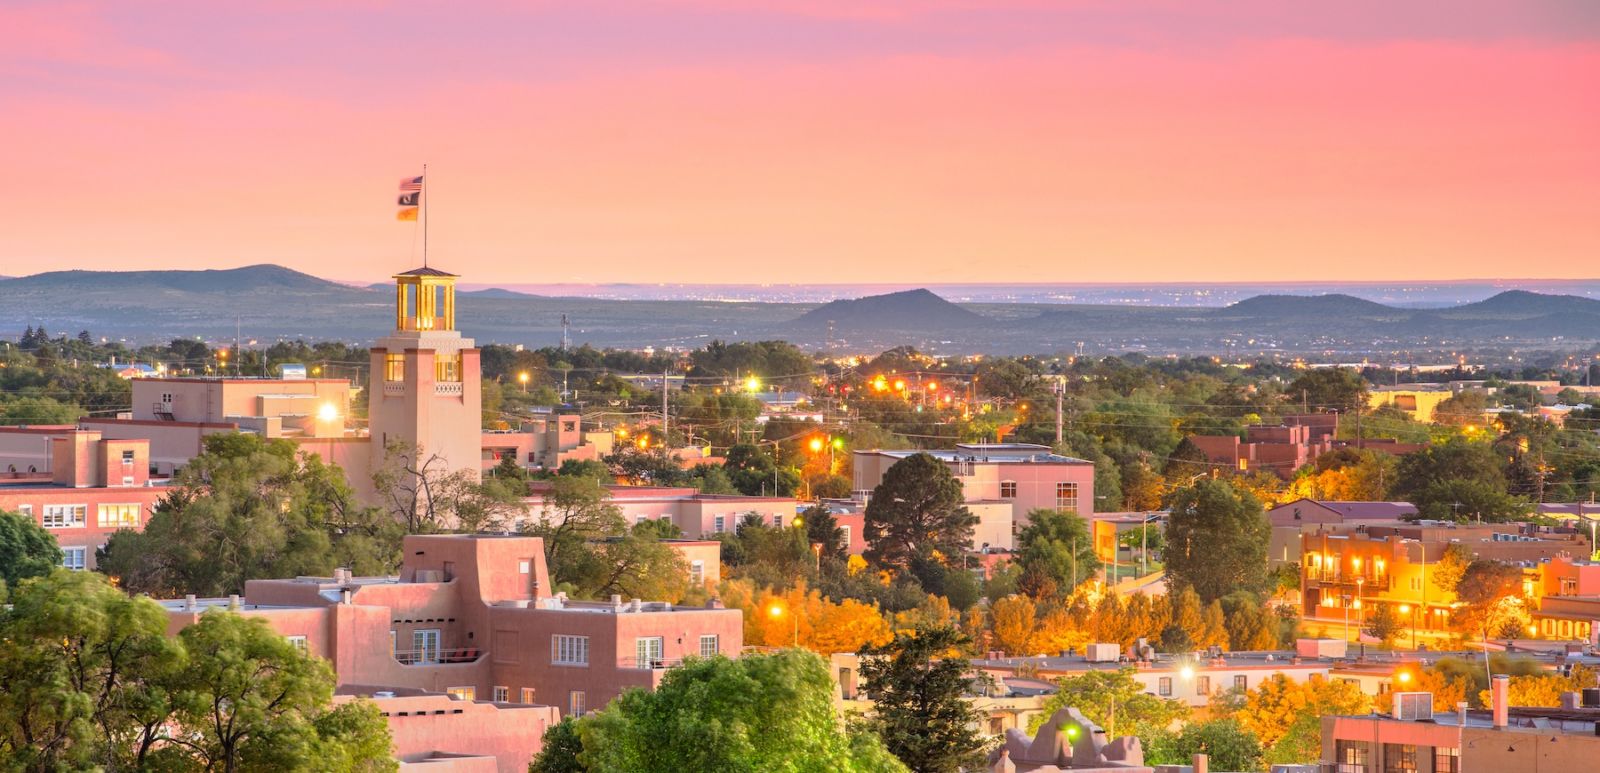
[393,647,483,666]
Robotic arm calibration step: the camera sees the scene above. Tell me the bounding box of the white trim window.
[286,635,308,653]
[568,690,586,716]
[492,686,509,702]
[43,504,87,529]
[552,635,590,666]
[62,546,87,570]
[689,560,704,586]
[1055,482,1079,512]
[713,515,726,534]
[699,634,720,658]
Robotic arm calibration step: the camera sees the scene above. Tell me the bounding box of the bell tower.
[368,267,482,481]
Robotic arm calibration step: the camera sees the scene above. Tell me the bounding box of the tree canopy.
[863,453,977,573]
[1163,479,1269,601]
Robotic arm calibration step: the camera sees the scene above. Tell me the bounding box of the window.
[1335,740,1371,773]
[62,547,87,570]
[493,686,509,703]
[562,421,576,432]
[98,504,141,528]
[1000,481,1017,498]
[1055,482,1078,512]
[773,515,783,528]
[1382,744,1417,773]
[520,688,536,704]
[568,691,587,716]
[1195,675,1211,695]
[713,515,726,534]
[840,525,852,548]
[385,353,405,382]
[690,560,704,586]
[447,686,475,701]
[17,504,31,517]
[518,559,531,574]
[1230,675,1247,691]
[1157,677,1172,696]
[552,635,590,666]
[121,450,135,465]
[636,514,648,525]
[43,504,87,528]
[700,634,720,658]
[435,353,463,383]
[286,635,308,653]
[636,636,664,668]
[1433,746,1459,773]
[120,476,134,487]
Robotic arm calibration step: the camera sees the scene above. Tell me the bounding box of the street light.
[768,603,798,647]
[518,371,529,393]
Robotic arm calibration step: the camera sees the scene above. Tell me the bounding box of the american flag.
[399,175,423,192]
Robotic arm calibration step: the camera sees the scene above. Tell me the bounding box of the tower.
[368,267,482,482]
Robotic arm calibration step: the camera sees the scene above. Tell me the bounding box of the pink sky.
[2,1,1597,284]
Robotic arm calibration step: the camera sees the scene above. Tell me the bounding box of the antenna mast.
[561,314,570,351]
[422,163,429,268]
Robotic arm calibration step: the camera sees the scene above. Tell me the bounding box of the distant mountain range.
[1,264,1597,356]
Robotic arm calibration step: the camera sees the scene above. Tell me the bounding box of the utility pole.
[1054,377,1065,445]
[561,314,570,351]
[661,368,670,461]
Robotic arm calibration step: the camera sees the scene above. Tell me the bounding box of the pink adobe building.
[0,427,171,571]
[524,483,800,540]
[158,533,742,770]
[852,444,1096,548]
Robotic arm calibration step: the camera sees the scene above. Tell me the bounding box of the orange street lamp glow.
[637,436,649,449]
[809,437,824,453]
[768,604,784,619]
[745,376,761,392]
[872,375,888,392]
[1397,671,1413,684]
[893,379,906,391]
[926,381,938,391]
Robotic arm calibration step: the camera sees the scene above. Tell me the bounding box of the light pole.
[518,371,529,393]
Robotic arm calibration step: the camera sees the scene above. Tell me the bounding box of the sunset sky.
[2,1,1597,285]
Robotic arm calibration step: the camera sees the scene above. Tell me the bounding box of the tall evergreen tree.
[863,453,977,573]
[858,625,989,773]
[1164,479,1269,601]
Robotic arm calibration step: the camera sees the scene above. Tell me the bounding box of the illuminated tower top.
[393,266,459,333]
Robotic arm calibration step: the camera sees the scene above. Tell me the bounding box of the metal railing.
[393,647,483,666]
[617,656,685,670]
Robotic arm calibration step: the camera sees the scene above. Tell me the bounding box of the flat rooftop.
[868,443,1091,465]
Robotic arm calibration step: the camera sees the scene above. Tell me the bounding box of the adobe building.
[852,443,1096,549]
[158,533,743,771]
[523,482,800,539]
[1322,679,1600,773]
[0,428,170,570]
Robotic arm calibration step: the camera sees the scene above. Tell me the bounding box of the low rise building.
[0,428,170,570]
[1321,678,1600,773]
[156,533,743,770]
[853,443,1096,549]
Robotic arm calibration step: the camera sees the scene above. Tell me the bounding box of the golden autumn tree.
[990,594,1038,656]
[1237,673,1370,765]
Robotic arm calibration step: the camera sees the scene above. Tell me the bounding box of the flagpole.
[422,163,428,268]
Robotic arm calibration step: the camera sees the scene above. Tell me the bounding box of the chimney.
[227,594,241,611]
[184,594,197,610]
[340,589,352,605]
[1492,675,1510,728]
[1192,752,1208,773]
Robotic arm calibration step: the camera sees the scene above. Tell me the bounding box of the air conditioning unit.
[1392,691,1433,721]
[1085,643,1121,663]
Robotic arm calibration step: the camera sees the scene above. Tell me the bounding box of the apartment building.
[852,443,1096,549]
[0,428,170,570]
[523,483,800,540]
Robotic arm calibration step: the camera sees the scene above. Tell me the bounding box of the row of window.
[25,503,143,529]
[1333,741,1457,773]
[993,482,1080,511]
[382,353,464,383]
[551,633,721,666]
[1155,673,1249,697]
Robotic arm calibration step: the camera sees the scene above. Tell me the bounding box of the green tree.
[1164,480,1269,601]
[0,569,183,771]
[801,504,847,560]
[100,434,398,597]
[523,475,627,588]
[578,650,905,772]
[311,700,400,773]
[1030,668,1189,746]
[858,626,989,773]
[529,716,586,773]
[1287,368,1368,413]
[1392,438,1525,522]
[0,509,61,594]
[1015,508,1098,592]
[1363,602,1402,645]
[1452,559,1527,639]
[1146,719,1263,772]
[863,454,977,573]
